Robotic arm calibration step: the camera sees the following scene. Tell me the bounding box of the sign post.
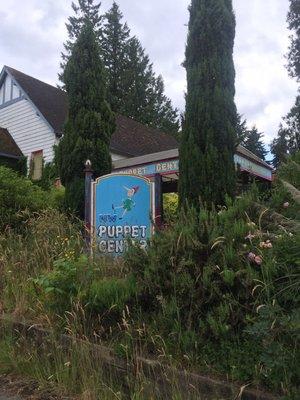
[84,159,93,248]
[91,174,154,256]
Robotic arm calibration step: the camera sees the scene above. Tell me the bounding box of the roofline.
[113,146,273,171]
[2,66,57,135]
[0,152,22,160]
[113,148,178,169]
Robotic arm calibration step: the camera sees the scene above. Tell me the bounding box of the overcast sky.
[0,0,297,147]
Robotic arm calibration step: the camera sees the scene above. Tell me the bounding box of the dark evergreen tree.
[179,0,237,207]
[55,21,115,215]
[102,2,130,112]
[59,0,102,84]
[122,36,154,121]
[271,0,300,167]
[236,113,248,145]
[243,126,267,160]
[287,0,300,80]
[270,124,289,168]
[284,95,300,152]
[148,75,180,134]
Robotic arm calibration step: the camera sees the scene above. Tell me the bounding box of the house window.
[31,150,43,180]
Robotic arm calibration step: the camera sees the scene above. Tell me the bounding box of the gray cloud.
[0,0,297,146]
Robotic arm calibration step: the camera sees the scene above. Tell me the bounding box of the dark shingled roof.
[5,66,178,156]
[5,66,68,136]
[0,127,23,157]
[112,115,178,156]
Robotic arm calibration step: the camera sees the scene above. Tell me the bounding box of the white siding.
[0,74,22,106]
[0,98,56,163]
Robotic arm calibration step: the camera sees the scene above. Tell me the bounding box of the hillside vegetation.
[0,156,299,399]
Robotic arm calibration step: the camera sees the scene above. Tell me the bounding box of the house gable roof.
[3,66,178,156]
[0,127,23,158]
[4,66,68,136]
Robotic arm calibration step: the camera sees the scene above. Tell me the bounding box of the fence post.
[84,160,93,249]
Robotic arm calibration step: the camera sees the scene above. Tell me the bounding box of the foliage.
[55,21,115,216]
[102,2,130,114]
[179,0,237,207]
[33,255,91,315]
[102,3,180,135]
[59,0,102,85]
[272,0,300,167]
[163,193,179,224]
[60,0,180,135]
[0,209,83,317]
[125,189,300,394]
[278,150,300,189]
[0,155,27,175]
[287,0,300,81]
[242,126,267,160]
[35,162,57,190]
[270,124,290,168]
[1,176,299,396]
[0,166,48,230]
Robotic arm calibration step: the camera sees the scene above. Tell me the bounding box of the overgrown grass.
[1,158,299,399]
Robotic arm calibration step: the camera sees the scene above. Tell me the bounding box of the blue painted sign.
[92,174,153,256]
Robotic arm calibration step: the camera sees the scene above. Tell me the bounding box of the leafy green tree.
[102,2,130,113]
[59,0,102,84]
[179,0,237,207]
[243,126,267,160]
[55,21,115,215]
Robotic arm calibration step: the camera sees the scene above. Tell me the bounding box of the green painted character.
[112,186,140,219]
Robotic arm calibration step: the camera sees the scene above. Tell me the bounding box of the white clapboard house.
[0,66,178,179]
[0,65,272,185]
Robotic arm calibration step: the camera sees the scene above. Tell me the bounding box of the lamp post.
[84,159,93,248]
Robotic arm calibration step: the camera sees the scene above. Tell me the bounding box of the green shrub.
[33,255,91,315]
[125,190,299,393]
[278,151,300,190]
[163,193,178,224]
[86,275,137,316]
[0,166,48,230]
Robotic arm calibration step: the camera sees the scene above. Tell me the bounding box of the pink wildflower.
[247,252,256,262]
[254,255,263,265]
[245,232,256,240]
[283,202,290,208]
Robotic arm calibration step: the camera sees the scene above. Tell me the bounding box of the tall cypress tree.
[59,0,102,84]
[179,0,237,207]
[55,21,115,215]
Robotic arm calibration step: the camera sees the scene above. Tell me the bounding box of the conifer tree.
[102,2,130,112]
[59,0,102,84]
[270,125,289,168]
[179,0,237,207]
[243,126,267,160]
[287,0,300,80]
[55,21,115,215]
[271,0,300,166]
